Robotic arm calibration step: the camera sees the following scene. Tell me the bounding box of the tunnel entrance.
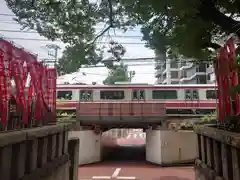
[102,145,146,162]
[101,128,146,162]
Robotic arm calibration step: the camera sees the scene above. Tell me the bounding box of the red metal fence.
[0,39,57,131]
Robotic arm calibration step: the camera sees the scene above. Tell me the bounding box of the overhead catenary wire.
[0,29,142,38]
[0,13,213,65]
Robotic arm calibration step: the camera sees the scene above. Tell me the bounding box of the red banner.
[0,39,57,127]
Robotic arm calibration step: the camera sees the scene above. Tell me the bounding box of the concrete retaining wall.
[0,124,79,180]
[146,129,197,166]
[69,130,101,165]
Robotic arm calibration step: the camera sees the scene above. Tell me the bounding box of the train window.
[132,90,138,99]
[192,90,199,100]
[206,90,217,99]
[185,90,199,100]
[100,90,125,100]
[152,90,177,99]
[185,90,192,100]
[132,90,145,100]
[80,91,93,100]
[139,90,145,99]
[57,90,72,100]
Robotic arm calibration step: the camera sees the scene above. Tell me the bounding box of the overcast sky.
[0,1,156,84]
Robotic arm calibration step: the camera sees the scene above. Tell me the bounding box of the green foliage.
[200,111,217,123]
[103,63,135,84]
[56,43,103,75]
[5,0,240,62]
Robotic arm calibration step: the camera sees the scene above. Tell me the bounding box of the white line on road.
[92,176,111,179]
[116,177,136,179]
[112,168,121,178]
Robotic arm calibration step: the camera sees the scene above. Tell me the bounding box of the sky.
[0,1,156,84]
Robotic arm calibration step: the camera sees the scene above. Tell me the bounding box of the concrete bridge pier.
[145,126,197,166]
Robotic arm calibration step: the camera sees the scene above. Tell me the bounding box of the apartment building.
[155,56,216,84]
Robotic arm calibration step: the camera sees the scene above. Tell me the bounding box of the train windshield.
[100,90,125,100]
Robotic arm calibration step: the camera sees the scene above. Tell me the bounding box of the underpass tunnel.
[101,128,146,162]
[69,126,197,166]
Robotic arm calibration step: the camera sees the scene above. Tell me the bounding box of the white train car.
[56,84,217,128]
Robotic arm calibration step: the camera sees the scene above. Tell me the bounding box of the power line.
[0,36,146,44]
[0,29,142,38]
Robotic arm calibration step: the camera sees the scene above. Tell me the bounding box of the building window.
[171,81,179,84]
[206,90,217,99]
[80,90,93,100]
[132,90,145,100]
[152,90,178,99]
[197,76,207,84]
[180,71,187,78]
[170,61,178,68]
[171,71,178,78]
[185,90,199,100]
[196,64,206,72]
[100,90,125,100]
[57,90,73,100]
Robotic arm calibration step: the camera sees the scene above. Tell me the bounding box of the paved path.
[79,162,194,180]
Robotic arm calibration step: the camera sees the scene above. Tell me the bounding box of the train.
[56,84,217,129]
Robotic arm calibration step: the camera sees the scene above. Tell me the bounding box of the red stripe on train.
[56,102,217,108]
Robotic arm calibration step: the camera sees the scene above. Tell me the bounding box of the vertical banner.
[47,68,57,122]
[226,38,240,114]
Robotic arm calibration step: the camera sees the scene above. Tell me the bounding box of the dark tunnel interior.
[101,145,146,162]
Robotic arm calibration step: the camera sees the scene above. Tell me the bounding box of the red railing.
[77,102,165,117]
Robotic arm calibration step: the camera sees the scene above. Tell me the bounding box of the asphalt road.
[78,132,195,180]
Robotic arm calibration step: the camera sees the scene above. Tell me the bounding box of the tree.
[5,0,240,61]
[103,63,135,84]
[56,43,103,75]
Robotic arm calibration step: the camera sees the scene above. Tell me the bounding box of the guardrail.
[194,125,240,180]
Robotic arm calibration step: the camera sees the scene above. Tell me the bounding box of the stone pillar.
[68,138,79,180]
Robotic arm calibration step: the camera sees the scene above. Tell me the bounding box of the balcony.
[179,72,206,82]
[179,63,194,70]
